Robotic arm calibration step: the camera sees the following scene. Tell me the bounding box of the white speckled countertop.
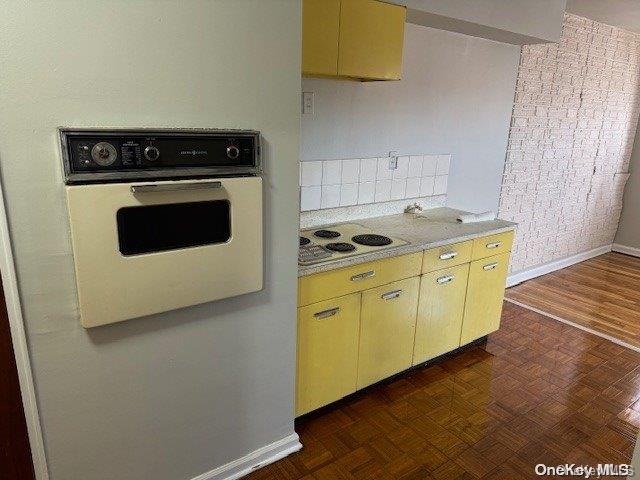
[298,207,516,277]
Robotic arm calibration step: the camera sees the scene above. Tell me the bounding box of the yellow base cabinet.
[413,263,470,365]
[460,252,511,345]
[295,231,514,416]
[296,293,361,416]
[357,276,420,389]
[302,0,340,76]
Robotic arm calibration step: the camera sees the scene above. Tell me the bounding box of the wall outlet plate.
[388,151,398,170]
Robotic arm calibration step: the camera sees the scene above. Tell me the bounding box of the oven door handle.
[130,181,222,193]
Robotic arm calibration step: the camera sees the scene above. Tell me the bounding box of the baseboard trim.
[612,243,640,258]
[190,433,302,480]
[505,298,640,353]
[506,244,612,287]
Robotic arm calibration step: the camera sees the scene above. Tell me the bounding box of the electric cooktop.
[298,223,409,266]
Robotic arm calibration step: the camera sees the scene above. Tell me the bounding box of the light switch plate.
[302,92,314,115]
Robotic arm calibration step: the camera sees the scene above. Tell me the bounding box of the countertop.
[298,207,516,277]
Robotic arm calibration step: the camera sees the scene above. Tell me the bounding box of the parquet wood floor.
[246,302,640,479]
[506,252,640,349]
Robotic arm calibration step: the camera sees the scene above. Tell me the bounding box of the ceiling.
[566,0,640,33]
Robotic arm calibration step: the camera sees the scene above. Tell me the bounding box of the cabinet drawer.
[471,231,514,260]
[422,241,473,273]
[413,263,469,365]
[357,276,419,389]
[296,293,361,416]
[298,252,422,306]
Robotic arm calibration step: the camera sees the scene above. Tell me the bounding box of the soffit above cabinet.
[390,0,566,45]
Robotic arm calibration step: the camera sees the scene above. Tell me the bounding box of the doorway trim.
[0,178,49,479]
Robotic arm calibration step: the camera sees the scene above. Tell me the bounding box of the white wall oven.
[60,129,263,328]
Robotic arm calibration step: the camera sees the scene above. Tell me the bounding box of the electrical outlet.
[302,92,314,115]
[388,151,398,170]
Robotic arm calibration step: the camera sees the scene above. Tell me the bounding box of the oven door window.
[117,200,231,255]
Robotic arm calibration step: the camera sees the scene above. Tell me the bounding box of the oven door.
[66,177,262,327]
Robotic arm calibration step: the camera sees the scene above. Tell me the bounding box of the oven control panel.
[60,129,260,184]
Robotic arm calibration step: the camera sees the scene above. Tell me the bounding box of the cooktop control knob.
[91,142,118,166]
[144,145,160,162]
[226,145,240,160]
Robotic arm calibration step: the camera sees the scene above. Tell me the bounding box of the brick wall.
[499,13,640,273]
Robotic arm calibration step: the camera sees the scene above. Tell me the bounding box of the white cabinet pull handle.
[439,251,458,260]
[381,289,403,300]
[486,241,502,249]
[483,262,498,271]
[351,270,375,282]
[437,274,455,284]
[313,307,340,319]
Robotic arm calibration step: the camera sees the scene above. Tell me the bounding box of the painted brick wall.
[499,13,640,273]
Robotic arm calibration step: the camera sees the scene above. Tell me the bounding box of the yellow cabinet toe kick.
[296,231,513,416]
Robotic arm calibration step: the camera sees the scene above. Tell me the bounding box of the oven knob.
[91,142,117,166]
[226,145,240,160]
[144,145,160,161]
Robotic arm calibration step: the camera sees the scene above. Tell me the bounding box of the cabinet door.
[302,0,340,76]
[460,253,510,345]
[296,293,360,416]
[338,0,406,80]
[413,263,470,365]
[357,277,419,389]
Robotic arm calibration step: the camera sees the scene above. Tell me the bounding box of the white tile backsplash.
[392,156,409,180]
[322,160,342,185]
[374,179,392,202]
[320,184,341,208]
[436,155,451,175]
[357,182,375,204]
[300,186,321,211]
[300,161,322,186]
[376,157,392,180]
[339,183,358,206]
[359,158,377,182]
[422,155,438,176]
[406,177,420,198]
[300,154,450,211]
[341,159,360,184]
[420,176,435,196]
[390,179,406,200]
[408,156,423,178]
[434,175,448,195]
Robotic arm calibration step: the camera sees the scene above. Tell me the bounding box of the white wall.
[301,23,520,214]
[499,14,640,273]
[616,116,640,250]
[0,2,300,480]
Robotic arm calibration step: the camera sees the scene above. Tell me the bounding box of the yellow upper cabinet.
[302,0,406,81]
[339,0,406,80]
[302,0,340,77]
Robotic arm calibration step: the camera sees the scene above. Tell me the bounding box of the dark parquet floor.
[247,302,640,479]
